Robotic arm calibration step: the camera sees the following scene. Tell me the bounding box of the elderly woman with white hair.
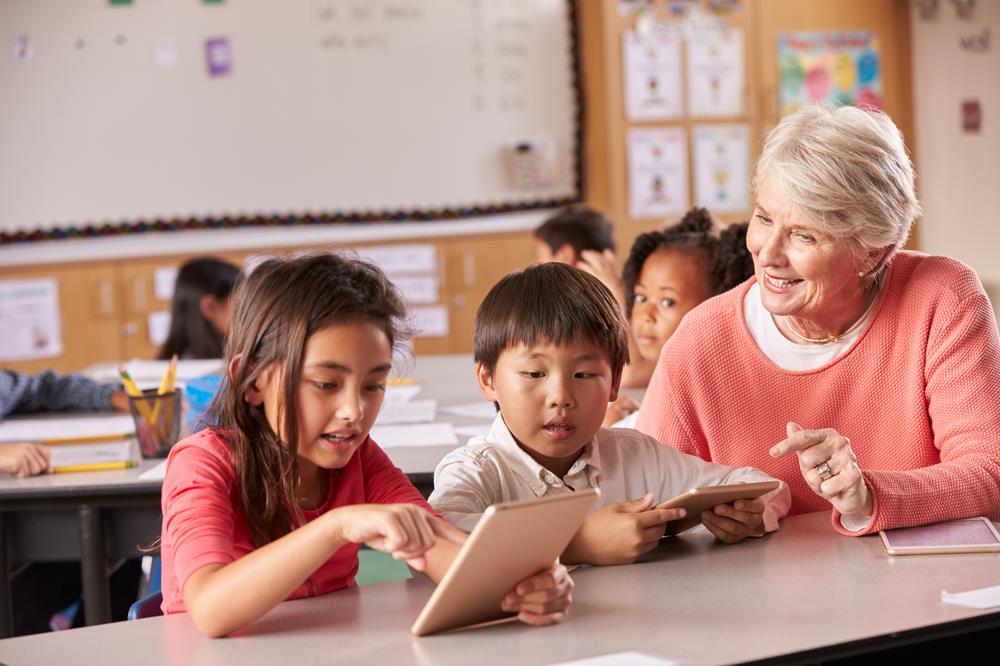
[637,105,1000,538]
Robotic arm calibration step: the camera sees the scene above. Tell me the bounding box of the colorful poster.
[686,26,743,117]
[204,37,233,77]
[627,127,688,220]
[778,32,882,116]
[0,278,63,361]
[623,30,683,121]
[692,124,749,213]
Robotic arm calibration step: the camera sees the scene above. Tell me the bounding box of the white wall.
[911,2,1000,315]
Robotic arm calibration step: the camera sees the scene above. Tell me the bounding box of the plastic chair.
[127,591,163,620]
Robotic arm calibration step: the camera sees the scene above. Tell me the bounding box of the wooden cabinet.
[442,232,536,354]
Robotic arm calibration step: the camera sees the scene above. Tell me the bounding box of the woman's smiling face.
[747,177,868,330]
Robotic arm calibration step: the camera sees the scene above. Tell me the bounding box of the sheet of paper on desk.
[125,359,223,383]
[941,584,1000,609]
[138,460,168,481]
[455,424,491,438]
[372,423,457,447]
[0,415,136,442]
[441,401,497,420]
[546,652,678,666]
[376,399,437,425]
[384,385,421,404]
[49,441,133,467]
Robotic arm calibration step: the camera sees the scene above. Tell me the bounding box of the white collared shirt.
[430,414,790,533]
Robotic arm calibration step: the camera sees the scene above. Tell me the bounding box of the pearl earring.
[858,270,865,277]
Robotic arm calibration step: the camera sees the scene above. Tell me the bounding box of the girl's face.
[255,321,392,475]
[630,249,714,362]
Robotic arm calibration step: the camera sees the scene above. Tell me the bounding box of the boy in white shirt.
[430,262,790,565]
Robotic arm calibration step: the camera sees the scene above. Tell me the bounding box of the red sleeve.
[360,437,441,519]
[161,432,239,593]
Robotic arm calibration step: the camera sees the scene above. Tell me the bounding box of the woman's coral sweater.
[637,251,1000,535]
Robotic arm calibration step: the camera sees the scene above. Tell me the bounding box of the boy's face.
[476,337,620,474]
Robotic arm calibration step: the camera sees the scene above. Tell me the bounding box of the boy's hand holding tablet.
[699,498,768,543]
[563,492,686,565]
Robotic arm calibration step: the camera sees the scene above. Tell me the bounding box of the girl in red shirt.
[160,253,573,637]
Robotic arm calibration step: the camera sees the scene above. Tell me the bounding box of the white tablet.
[411,489,599,637]
[880,517,1000,555]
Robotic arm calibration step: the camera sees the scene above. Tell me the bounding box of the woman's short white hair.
[753,105,922,272]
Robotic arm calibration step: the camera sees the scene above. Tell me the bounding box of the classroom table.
[1,511,998,665]
[0,460,163,638]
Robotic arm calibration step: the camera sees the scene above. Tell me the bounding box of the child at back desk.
[160,253,573,637]
[158,256,239,360]
[430,263,790,565]
[577,208,754,427]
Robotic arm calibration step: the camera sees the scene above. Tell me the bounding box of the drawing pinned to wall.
[154,41,178,67]
[0,278,63,362]
[618,0,653,18]
[692,124,749,213]
[503,137,561,190]
[623,30,683,121]
[686,26,743,117]
[204,37,233,77]
[11,33,33,63]
[778,32,883,116]
[627,127,688,219]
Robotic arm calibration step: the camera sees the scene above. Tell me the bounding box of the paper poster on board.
[692,124,749,213]
[778,32,883,116]
[204,37,233,77]
[11,33,33,63]
[687,26,743,117]
[0,278,63,361]
[623,30,683,121]
[627,127,688,220]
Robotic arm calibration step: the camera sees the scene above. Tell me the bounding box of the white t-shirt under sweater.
[743,282,872,532]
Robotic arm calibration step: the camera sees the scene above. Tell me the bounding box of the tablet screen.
[882,518,1000,548]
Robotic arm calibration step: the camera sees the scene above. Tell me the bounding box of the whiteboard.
[0,0,579,239]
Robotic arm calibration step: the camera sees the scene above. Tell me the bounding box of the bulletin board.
[0,0,582,244]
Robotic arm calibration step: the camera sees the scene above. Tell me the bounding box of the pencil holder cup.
[129,389,182,459]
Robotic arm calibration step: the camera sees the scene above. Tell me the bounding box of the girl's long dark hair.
[158,257,239,360]
[207,253,409,547]
[622,208,753,317]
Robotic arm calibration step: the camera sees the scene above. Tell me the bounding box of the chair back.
[127,591,164,621]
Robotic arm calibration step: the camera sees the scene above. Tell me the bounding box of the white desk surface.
[0,459,163,497]
[2,512,998,665]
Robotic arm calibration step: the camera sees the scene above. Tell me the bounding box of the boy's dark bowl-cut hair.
[474,262,629,378]
[534,205,616,256]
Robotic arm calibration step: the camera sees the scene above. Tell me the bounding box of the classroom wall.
[581,0,915,260]
[910,2,1000,315]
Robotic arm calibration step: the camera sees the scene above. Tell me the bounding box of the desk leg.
[0,513,11,638]
[79,505,111,626]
